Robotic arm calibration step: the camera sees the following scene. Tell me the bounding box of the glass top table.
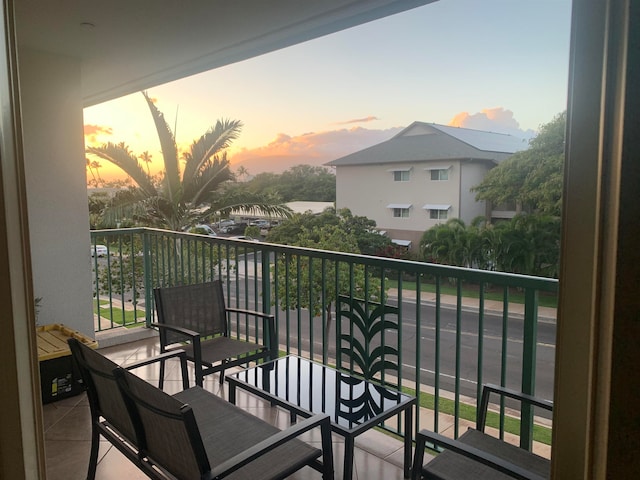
[227,355,415,479]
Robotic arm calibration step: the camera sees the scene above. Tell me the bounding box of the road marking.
[415,325,556,348]
[402,363,478,385]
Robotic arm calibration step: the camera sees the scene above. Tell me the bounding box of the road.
[228,255,557,403]
[269,297,556,402]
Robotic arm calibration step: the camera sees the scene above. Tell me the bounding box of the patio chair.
[412,384,553,480]
[153,280,277,387]
[67,337,190,480]
[114,363,335,479]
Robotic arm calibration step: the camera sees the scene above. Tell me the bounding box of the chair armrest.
[224,306,273,320]
[123,350,190,390]
[209,414,332,479]
[224,308,277,359]
[413,430,546,480]
[151,322,200,340]
[478,384,553,431]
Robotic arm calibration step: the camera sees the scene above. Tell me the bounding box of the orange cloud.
[230,126,401,174]
[448,108,535,138]
[84,124,113,144]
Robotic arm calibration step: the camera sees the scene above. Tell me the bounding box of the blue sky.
[84,0,572,178]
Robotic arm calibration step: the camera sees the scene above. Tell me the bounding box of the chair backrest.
[67,338,137,443]
[114,367,209,479]
[154,281,227,345]
[336,295,401,388]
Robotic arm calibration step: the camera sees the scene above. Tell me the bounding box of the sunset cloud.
[334,116,379,125]
[230,126,401,174]
[448,107,535,139]
[84,124,113,144]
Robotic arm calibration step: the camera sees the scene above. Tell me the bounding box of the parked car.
[217,219,235,228]
[90,244,108,257]
[221,222,248,234]
[230,235,259,242]
[190,224,217,236]
[249,219,270,228]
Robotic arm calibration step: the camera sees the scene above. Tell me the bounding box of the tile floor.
[43,337,414,480]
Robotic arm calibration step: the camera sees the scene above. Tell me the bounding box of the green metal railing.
[91,227,558,449]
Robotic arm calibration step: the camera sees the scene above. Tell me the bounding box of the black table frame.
[227,355,416,479]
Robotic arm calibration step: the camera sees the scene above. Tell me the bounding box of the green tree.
[267,208,392,256]
[243,164,336,202]
[473,111,566,216]
[420,218,475,267]
[86,91,290,231]
[273,223,385,338]
[267,208,339,245]
[338,208,392,255]
[492,215,560,277]
[419,215,560,278]
[269,209,388,338]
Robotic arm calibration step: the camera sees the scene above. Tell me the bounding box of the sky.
[83,0,573,182]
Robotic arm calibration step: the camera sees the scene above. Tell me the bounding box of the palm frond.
[86,143,157,196]
[207,189,293,219]
[187,153,235,205]
[98,188,154,226]
[182,119,243,186]
[142,91,181,204]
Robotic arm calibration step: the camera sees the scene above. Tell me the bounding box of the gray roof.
[326,122,528,167]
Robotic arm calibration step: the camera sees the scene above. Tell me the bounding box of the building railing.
[91,227,558,450]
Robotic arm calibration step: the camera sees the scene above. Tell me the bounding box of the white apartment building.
[327,122,528,250]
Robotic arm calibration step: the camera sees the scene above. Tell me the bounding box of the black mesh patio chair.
[67,337,190,480]
[114,365,335,479]
[153,280,277,387]
[412,384,553,480]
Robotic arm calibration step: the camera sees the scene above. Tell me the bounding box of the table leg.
[404,405,414,478]
[344,436,355,480]
[229,383,237,405]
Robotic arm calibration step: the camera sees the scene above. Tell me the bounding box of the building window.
[429,209,448,220]
[393,170,410,181]
[430,169,449,181]
[423,204,450,219]
[393,208,410,218]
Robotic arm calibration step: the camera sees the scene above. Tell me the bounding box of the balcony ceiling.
[15,0,435,106]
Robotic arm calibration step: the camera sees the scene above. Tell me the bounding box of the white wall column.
[19,48,95,337]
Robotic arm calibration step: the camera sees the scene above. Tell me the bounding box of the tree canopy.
[472,111,566,216]
[86,92,289,230]
[267,208,392,255]
[240,164,336,202]
[419,215,561,278]
[268,208,388,333]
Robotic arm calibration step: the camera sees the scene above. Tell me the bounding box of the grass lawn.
[390,279,558,308]
[403,387,552,445]
[94,299,146,327]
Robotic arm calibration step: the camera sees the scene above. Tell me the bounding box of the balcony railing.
[91,227,557,451]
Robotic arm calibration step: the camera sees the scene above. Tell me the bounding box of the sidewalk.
[387,288,557,321]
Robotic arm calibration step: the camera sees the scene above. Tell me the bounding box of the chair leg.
[86,424,100,480]
[411,436,427,480]
[219,360,227,384]
[158,357,166,390]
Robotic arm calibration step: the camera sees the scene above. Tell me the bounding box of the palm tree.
[86,157,98,187]
[139,151,153,176]
[86,91,290,230]
[236,165,249,182]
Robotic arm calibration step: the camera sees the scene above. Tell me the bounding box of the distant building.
[326,122,528,251]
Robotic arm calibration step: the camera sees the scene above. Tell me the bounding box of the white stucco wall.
[20,49,95,337]
[335,161,463,244]
[459,160,490,224]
